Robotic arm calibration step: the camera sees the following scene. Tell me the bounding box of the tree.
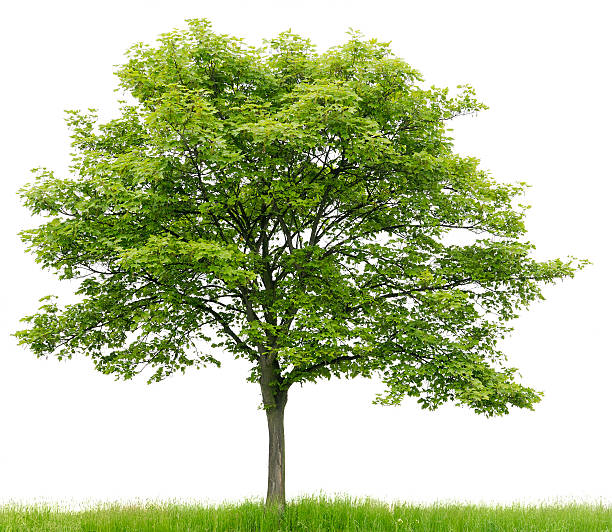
[15,19,583,510]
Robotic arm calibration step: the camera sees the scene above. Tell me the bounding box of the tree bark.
[265,390,287,510]
[259,356,288,511]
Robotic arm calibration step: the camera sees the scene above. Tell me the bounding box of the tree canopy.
[17,20,581,428]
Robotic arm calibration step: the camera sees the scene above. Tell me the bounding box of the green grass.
[1,495,611,531]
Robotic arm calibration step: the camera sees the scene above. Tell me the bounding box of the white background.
[1,0,611,508]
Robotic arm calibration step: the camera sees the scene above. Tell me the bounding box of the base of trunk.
[265,390,287,511]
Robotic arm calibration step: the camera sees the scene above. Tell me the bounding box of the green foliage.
[15,19,584,413]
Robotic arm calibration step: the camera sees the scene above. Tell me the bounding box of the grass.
[1,495,612,531]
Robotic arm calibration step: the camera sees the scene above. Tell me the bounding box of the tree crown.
[16,19,584,415]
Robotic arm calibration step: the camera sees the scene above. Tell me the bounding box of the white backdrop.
[1,0,610,507]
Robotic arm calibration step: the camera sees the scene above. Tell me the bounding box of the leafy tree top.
[16,19,583,416]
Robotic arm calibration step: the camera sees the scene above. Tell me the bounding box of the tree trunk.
[265,391,287,510]
[259,356,288,511]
